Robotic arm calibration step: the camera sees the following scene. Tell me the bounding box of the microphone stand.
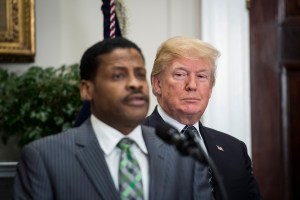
[155,122,228,200]
[184,130,228,200]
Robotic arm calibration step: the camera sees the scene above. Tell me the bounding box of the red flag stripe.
[109,0,116,38]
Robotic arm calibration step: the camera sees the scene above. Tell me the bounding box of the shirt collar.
[91,114,148,156]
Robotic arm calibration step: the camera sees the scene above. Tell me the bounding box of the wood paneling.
[285,65,300,200]
[285,0,300,17]
[250,0,283,199]
[250,0,300,199]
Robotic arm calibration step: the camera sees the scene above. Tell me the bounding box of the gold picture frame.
[0,0,35,62]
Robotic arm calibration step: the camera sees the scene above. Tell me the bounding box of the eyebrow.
[110,66,146,71]
[173,66,209,73]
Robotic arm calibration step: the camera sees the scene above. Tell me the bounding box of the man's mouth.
[125,94,148,106]
[182,98,200,102]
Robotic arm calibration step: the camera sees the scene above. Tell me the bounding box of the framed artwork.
[0,0,35,62]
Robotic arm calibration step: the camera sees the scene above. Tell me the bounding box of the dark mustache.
[123,89,149,103]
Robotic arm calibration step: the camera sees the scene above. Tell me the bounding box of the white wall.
[201,0,251,154]
[1,0,103,72]
[0,0,251,152]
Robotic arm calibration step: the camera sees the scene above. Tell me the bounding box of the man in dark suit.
[13,38,214,200]
[144,36,262,200]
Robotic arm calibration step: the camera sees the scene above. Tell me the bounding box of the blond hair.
[151,36,220,87]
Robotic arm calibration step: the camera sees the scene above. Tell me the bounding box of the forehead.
[101,48,143,62]
[95,48,145,72]
[169,57,211,70]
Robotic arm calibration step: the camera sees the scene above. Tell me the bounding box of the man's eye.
[137,72,146,79]
[174,73,186,79]
[197,74,209,80]
[112,73,125,80]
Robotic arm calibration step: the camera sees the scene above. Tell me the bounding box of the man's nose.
[185,75,197,91]
[127,75,143,90]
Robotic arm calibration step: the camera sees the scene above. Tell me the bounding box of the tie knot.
[117,138,134,151]
[181,125,198,135]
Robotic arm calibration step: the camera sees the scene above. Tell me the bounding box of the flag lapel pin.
[216,145,224,152]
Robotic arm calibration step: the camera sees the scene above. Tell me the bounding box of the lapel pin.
[216,145,224,151]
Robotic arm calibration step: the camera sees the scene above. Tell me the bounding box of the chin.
[182,106,200,112]
[182,109,202,117]
[127,113,147,123]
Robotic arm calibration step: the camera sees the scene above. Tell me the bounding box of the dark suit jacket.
[13,119,213,200]
[143,107,262,200]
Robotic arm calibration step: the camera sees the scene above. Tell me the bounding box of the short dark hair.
[80,37,145,80]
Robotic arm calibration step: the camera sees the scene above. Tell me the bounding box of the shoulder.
[20,127,82,161]
[140,124,161,144]
[201,125,249,154]
[203,125,244,143]
[141,124,155,133]
[29,128,77,147]
[25,119,93,151]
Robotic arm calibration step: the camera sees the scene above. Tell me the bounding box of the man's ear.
[151,75,161,96]
[80,80,93,101]
[209,87,213,99]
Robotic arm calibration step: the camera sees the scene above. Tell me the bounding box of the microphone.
[155,122,207,159]
[155,122,183,145]
[155,122,228,200]
[155,122,191,156]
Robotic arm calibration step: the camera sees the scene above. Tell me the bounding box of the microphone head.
[155,122,208,164]
[155,122,190,156]
[155,122,179,144]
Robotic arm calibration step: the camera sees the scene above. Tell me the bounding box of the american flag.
[216,145,224,152]
[101,0,123,38]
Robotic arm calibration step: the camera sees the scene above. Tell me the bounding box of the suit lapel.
[198,123,227,200]
[199,122,218,155]
[142,125,170,200]
[143,106,163,128]
[75,120,119,200]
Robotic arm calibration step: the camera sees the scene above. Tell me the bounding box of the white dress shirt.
[91,114,149,200]
[157,105,208,155]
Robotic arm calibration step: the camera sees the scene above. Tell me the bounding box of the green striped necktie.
[118,138,144,200]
